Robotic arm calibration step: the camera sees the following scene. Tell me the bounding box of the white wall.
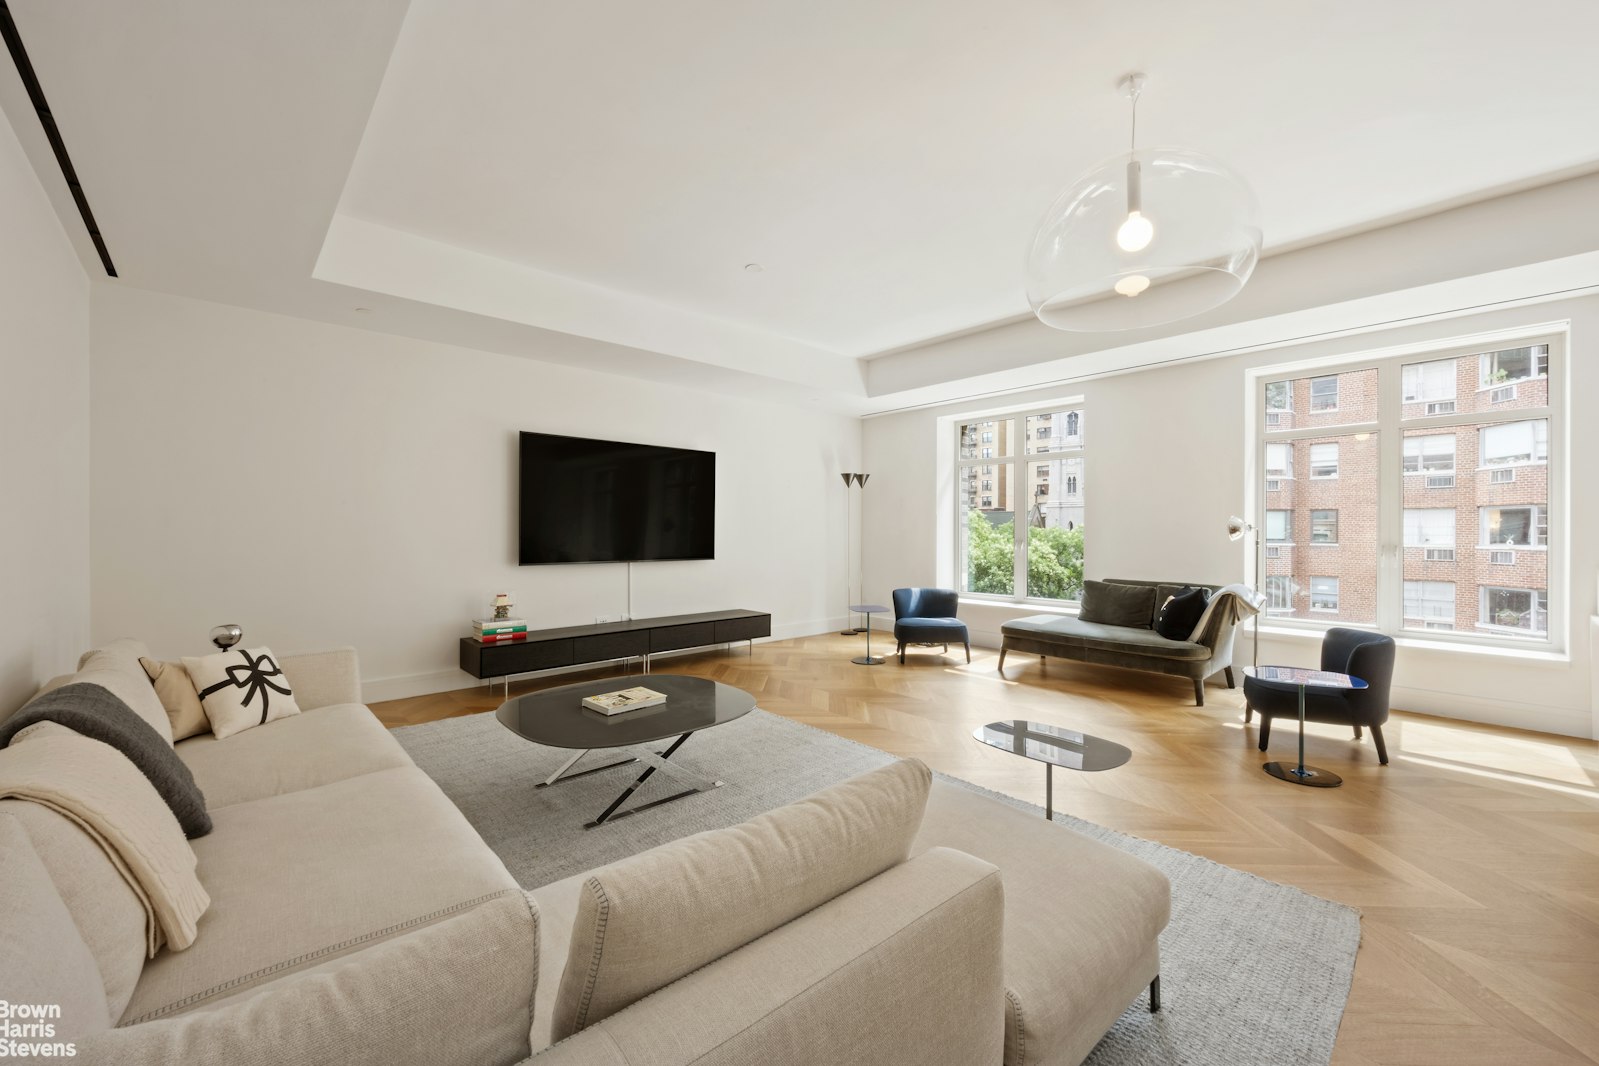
[863,296,1598,738]
[90,286,860,700]
[0,104,90,715]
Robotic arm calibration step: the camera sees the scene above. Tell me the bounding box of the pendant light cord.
[1127,82,1141,152]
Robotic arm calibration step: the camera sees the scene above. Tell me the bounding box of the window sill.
[1251,623,1570,663]
[957,598,1079,616]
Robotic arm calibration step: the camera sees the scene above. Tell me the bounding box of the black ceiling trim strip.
[0,1,116,277]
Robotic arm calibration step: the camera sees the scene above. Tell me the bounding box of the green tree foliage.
[965,511,1084,600]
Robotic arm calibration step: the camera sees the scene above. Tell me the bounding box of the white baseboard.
[1387,685,1590,739]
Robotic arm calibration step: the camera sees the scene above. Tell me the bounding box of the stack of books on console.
[472,618,529,643]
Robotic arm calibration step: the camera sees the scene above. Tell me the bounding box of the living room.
[2,2,1597,1065]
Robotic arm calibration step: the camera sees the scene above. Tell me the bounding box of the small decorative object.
[1025,72,1261,332]
[492,592,514,621]
[209,624,243,651]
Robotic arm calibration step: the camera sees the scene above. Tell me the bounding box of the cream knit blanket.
[0,722,210,953]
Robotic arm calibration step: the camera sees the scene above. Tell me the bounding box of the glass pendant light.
[1024,73,1262,332]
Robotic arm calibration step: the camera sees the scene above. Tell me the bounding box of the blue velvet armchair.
[892,588,970,664]
[1244,627,1396,764]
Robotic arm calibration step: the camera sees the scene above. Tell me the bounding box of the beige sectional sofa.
[2,641,1172,1066]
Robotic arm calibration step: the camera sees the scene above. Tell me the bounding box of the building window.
[1402,358,1456,404]
[1479,420,1548,466]
[1308,443,1339,479]
[1402,435,1455,475]
[1265,510,1290,542]
[1403,580,1455,629]
[1480,587,1548,634]
[1265,575,1294,611]
[1310,510,1338,544]
[1255,333,1560,648]
[955,401,1086,604]
[1480,345,1548,388]
[1309,376,1339,411]
[1481,505,1546,548]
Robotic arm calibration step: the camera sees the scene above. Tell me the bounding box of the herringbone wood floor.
[373,633,1599,1066]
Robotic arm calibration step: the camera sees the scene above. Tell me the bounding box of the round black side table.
[849,604,888,665]
[1243,666,1368,788]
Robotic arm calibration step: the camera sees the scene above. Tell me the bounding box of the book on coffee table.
[580,687,668,715]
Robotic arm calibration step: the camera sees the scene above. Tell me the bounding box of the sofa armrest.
[278,647,361,710]
[79,890,538,1066]
[532,847,1005,1066]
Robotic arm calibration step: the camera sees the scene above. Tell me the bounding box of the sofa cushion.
[0,813,114,1043]
[550,758,933,1041]
[140,658,210,741]
[1078,580,1157,629]
[176,703,412,809]
[1002,615,1210,661]
[1153,586,1210,641]
[913,780,1172,1066]
[51,639,173,745]
[0,799,149,1021]
[119,766,520,1024]
[181,647,302,740]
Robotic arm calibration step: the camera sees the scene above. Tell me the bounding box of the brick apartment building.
[1263,344,1549,638]
[960,408,1085,533]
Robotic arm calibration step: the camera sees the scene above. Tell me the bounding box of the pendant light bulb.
[1116,211,1153,252]
[1113,274,1150,298]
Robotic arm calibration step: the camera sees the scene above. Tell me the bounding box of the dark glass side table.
[971,720,1132,820]
[1242,666,1367,789]
[849,604,889,666]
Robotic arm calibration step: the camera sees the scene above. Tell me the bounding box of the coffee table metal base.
[1263,761,1343,788]
[535,730,724,829]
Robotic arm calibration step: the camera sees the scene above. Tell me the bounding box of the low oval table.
[971,720,1131,821]
[1242,666,1367,789]
[497,674,755,829]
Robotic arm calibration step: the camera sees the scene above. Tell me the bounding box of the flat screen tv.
[518,432,716,565]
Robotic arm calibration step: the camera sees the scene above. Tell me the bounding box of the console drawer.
[649,622,717,653]
[573,631,649,664]
[715,615,770,643]
[479,638,573,677]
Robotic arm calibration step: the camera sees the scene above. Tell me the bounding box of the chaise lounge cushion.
[1077,580,1157,629]
[175,703,412,809]
[914,780,1171,1066]
[1003,615,1210,661]
[120,766,522,1024]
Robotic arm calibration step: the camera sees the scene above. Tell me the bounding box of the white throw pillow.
[181,647,301,739]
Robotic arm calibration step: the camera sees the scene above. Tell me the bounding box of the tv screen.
[518,432,716,565]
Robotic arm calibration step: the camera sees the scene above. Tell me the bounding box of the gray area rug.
[394,708,1360,1066]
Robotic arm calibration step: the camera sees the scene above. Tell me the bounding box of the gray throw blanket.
[0,683,212,838]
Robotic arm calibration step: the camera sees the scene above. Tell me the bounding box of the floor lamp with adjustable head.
[1227,515,1262,670]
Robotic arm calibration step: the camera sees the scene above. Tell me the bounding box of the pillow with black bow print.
[180,646,301,740]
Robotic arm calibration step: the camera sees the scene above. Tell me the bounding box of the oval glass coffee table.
[1242,666,1367,788]
[971,720,1132,821]
[497,674,755,829]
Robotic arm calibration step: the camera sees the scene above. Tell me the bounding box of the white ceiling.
[6,0,1599,410]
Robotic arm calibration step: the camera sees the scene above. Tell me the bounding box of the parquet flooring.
[372,632,1599,1066]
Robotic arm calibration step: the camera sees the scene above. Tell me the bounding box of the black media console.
[460,609,771,692]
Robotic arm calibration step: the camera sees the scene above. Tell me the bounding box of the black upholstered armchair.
[891,588,970,664]
[1244,628,1396,764]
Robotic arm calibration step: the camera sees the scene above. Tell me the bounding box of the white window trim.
[951,398,1086,606]
[1249,329,1564,653]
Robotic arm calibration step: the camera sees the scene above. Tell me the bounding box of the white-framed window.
[1479,587,1548,635]
[1310,510,1338,544]
[1402,435,1455,475]
[1404,508,1455,549]
[1309,576,1339,611]
[954,400,1086,604]
[1480,505,1546,548]
[1309,376,1339,411]
[1403,580,1455,628]
[1479,345,1548,388]
[1402,358,1456,404]
[1265,575,1294,611]
[1254,334,1561,649]
[1264,442,1292,480]
[1308,443,1339,479]
[1479,420,1548,466]
[1265,509,1291,543]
